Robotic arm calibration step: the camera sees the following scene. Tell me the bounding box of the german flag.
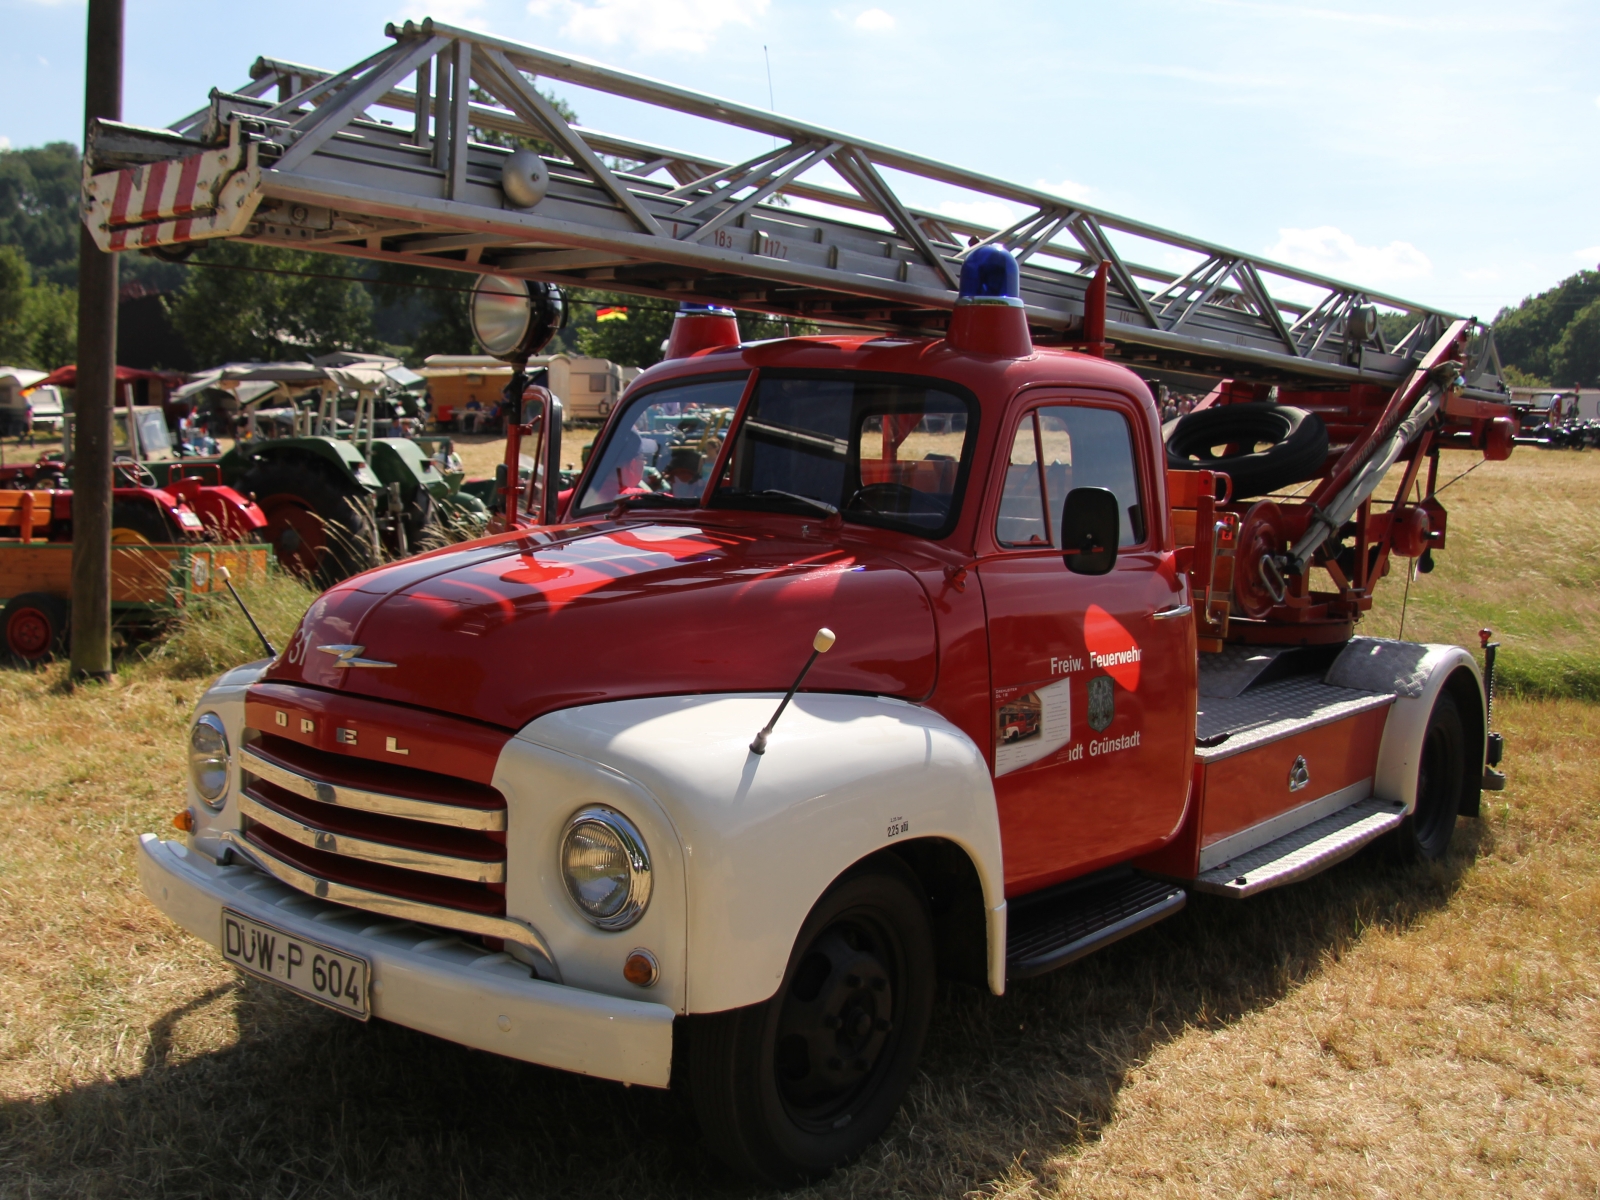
[596,305,628,323]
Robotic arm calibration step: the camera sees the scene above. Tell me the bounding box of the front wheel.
[682,859,935,1187]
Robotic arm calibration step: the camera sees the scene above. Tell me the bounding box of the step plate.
[1007,876,1186,980]
[1193,797,1406,899]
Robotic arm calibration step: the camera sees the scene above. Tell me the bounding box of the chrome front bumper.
[137,834,675,1087]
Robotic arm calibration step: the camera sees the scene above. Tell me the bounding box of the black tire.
[682,859,936,1187]
[3,592,69,665]
[401,485,444,554]
[1392,691,1466,861]
[1164,404,1329,500]
[237,455,378,586]
[111,495,181,543]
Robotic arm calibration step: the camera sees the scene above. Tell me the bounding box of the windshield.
[714,371,975,537]
[572,375,747,515]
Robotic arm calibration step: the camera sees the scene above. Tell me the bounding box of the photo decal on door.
[994,676,1073,775]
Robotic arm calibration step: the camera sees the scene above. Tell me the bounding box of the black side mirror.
[1061,486,1119,575]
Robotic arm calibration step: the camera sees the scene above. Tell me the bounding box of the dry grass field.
[1,444,1597,1198]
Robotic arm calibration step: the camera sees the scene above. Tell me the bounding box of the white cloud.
[1576,246,1600,264]
[854,8,894,30]
[1265,225,1432,286]
[1035,177,1094,204]
[528,0,768,54]
[0,137,10,152]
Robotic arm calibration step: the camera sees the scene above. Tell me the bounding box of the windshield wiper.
[747,489,841,520]
[608,491,697,513]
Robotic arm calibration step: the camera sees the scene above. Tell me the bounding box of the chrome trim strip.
[220,831,559,980]
[241,746,506,832]
[239,793,505,884]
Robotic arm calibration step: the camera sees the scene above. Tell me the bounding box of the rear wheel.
[682,859,936,1187]
[1392,691,1465,860]
[238,457,377,586]
[3,592,69,665]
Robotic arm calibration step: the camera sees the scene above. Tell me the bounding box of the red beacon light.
[665,302,741,360]
[945,246,1033,358]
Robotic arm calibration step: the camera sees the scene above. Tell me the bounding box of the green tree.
[571,290,814,367]
[1493,270,1600,381]
[166,241,374,363]
[0,142,190,293]
[0,244,77,368]
[1550,296,1600,388]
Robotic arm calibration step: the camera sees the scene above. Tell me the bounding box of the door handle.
[1152,603,1193,621]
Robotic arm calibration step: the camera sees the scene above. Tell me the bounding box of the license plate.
[221,908,370,1020]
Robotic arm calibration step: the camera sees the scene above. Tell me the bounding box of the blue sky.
[2,0,1596,318]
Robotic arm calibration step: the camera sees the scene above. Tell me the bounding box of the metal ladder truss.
[84,18,1505,397]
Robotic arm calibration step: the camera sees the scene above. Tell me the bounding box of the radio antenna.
[750,627,835,755]
[216,565,277,658]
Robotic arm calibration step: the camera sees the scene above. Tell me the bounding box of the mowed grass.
[1363,447,1600,697]
[1,447,1598,1197]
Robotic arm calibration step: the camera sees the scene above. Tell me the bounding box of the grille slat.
[242,740,506,831]
[239,791,506,884]
[238,718,511,934]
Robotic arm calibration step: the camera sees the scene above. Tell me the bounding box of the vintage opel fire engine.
[101,21,1514,1184]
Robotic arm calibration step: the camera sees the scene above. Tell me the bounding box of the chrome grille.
[238,732,509,921]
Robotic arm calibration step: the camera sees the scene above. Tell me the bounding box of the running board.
[1192,797,1406,899]
[1006,875,1186,980]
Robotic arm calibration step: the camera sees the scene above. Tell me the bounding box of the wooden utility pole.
[70,0,123,680]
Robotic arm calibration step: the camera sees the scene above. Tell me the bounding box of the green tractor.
[209,363,489,583]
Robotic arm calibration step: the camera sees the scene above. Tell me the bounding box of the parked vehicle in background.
[0,370,67,437]
[420,354,640,426]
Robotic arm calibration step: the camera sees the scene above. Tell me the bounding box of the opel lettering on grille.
[336,728,358,745]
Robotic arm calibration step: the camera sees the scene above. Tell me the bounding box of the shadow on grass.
[0,822,1486,1200]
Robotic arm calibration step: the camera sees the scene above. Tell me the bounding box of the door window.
[996,404,1146,549]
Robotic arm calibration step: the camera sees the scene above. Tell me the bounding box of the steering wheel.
[845,481,947,518]
[114,459,158,488]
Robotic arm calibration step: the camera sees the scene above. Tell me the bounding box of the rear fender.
[507,693,1006,1014]
[368,438,450,499]
[1327,638,1486,814]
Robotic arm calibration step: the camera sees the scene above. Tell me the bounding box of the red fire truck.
[99,22,1512,1185]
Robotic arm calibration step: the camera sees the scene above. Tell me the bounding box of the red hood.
[264,521,939,730]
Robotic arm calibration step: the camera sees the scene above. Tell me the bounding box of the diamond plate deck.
[1195,675,1394,762]
[1191,796,1405,899]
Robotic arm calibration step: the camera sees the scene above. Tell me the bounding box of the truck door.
[977,392,1195,894]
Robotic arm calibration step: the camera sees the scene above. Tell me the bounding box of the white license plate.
[221,908,370,1020]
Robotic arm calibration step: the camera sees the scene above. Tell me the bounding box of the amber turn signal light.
[623,948,659,988]
[172,809,195,833]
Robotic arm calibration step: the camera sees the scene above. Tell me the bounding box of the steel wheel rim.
[8,608,52,659]
[773,908,904,1130]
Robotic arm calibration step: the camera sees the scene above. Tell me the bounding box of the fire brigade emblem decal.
[1087,675,1115,733]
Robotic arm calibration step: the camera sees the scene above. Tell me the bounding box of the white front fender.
[513,693,1005,1014]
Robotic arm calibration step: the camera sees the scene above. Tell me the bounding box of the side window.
[995,405,1146,549]
[996,416,1049,546]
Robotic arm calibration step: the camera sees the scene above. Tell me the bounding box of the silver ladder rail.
[83,17,1506,397]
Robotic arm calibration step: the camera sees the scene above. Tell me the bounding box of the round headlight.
[189,712,230,808]
[560,807,651,930]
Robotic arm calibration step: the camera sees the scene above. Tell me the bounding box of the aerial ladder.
[80,16,1515,642]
